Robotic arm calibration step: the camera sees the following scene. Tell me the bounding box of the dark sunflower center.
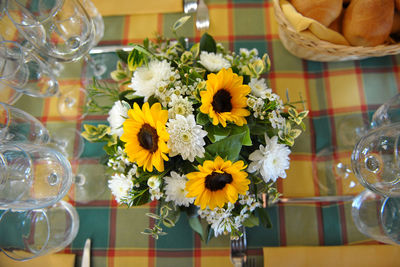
[212,89,232,113]
[138,123,158,153]
[205,171,233,191]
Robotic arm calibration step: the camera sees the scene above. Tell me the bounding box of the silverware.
[230,226,247,267]
[183,0,198,13]
[196,0,210,31]
[81,238,91,267]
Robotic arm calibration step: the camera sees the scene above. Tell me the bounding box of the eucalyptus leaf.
[188,216,205,241]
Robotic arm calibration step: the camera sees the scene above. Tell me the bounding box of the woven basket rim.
[272,0,400,60]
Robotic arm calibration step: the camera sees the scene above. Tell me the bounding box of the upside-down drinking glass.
[0,40,58,97]
[351,190,400,244]
[5,0,95,63]
[0,143,73,210]
[0,200,79,261]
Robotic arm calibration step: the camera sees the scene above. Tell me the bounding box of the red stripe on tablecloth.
[391,57,400,94]
[157,14,163,35]
[278,203,286,246]
[122,16,131,46]
[148,200,157,267]
[194,232,201,267]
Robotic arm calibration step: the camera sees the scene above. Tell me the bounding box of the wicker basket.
[272,0,400,61]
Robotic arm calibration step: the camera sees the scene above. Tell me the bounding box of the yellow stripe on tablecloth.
[91,0,182,16]
[0,253,75,267]
[263,245,400,267]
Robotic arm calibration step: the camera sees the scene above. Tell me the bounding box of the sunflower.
[185,156,250,210]
[199,68,251,127]
[120,102,169,172]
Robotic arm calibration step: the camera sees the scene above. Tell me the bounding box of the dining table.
[9,0,400,266]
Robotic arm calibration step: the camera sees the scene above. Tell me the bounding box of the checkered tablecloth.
[12,0,400,266]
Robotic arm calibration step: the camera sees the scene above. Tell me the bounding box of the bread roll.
[291,0,343,27]
[342,0,394,46]
[392,12,400,34]
[328,10,344,33]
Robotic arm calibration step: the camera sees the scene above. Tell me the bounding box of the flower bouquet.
[82,17,308,240]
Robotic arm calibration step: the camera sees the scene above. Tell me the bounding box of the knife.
[81,238,91,267]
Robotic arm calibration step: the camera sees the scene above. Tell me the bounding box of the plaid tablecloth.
[12,0,400,266]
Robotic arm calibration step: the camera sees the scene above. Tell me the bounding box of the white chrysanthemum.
[108,173,133,204]
[168,94,194,119]
[167,114,207,162]
[164,171,194,207]
[107,100,129,137]
[198,51,231,72]
[247,134,291,183]
[129,59,174,101]
[249,78,272,99]
[147,176,161,189]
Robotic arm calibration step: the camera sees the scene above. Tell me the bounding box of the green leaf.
[230,125,252,146]
[243,214,259,227]
[162,218,175,228]
[81,124,110,142]
[206,225,214,244]
[205,133,244,161]
[255,207,272,228]
[190,43,200,58]
[196,112,210,125]
[130,189,150,206]
[116,49,129,63]
[172,16,191,32]
[188,216,205,241]
[199,33,217,53]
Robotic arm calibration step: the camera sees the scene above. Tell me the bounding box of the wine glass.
[351,122,400,197]
[0,102,106,203]
[351,190,400,244]
[0,143,73,210]
[0,40,59,97]
[370,93,400,129]
[0,200,79,261]
[5,0,95,63]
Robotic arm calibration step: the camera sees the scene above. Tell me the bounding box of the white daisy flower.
[107,100,129,137]
[247,134,291,183]
[164,171,194,207]
[168,94,194,119]
[249,78,272,99]
[108,173,133,204]
[167,114,207,162]
[129,59,175,101]
[198,51,231,72]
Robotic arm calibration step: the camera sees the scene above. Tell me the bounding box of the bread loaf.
[291,0,343,27]
[342,0,394,46]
